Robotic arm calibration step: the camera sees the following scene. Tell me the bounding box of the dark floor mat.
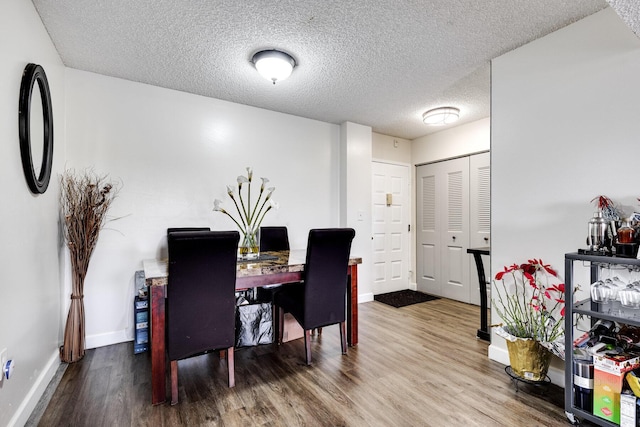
[374,289,440,308]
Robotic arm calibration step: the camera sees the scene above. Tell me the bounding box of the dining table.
[143,249,362,405]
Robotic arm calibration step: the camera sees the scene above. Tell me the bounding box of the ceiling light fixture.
[251,50,296,84]
[422,107,460,126]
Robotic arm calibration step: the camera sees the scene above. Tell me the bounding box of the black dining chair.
[254,226,290,333]
[167,230,239,405]
[167,227,210,234]
[273,228,355,365]
[259,226,290,252]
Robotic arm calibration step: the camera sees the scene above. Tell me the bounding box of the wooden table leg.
[347,265,358,346]
[151,285,166,404]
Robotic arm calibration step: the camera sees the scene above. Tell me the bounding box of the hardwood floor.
[34,298,577,426]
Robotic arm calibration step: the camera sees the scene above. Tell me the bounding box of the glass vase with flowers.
[214,167,277,259]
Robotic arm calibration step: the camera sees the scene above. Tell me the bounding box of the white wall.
[342,123,374,302]
[0,1,66,426]
[412,118,490,165]
[372,132,411,164]
[64,69,376,348]
[490,7,640,386]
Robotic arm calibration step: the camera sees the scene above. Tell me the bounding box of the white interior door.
[416,164,440,295]
[440,157,469,302]
[416,157,472,303]
[372,162,410,295]
[469,152,491,306]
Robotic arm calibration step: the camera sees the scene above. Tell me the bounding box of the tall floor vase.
[60,270,87,363]
[59,169,119,363]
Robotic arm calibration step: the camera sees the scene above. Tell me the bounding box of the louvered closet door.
[417,157,474,303]
[440,157,469,302]
[469,152,491,305]
[416,163,441,295]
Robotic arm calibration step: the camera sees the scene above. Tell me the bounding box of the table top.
[143,249,362,286]
[467,247,490,255]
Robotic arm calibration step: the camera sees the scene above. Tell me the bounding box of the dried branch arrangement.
[60,169,120,363]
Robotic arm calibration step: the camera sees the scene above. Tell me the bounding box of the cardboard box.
[282,313,304,342]
[593,353,640,424]
[594,353,640,374]
[620,393,636,427]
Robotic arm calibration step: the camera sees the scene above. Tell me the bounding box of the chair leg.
[277,306,285,345]
[227,347,235,388]
[317,327,323,335]
[170,360,179,405]
[272,303,278,339]
[339,321,347,355]
[304,329,312,365]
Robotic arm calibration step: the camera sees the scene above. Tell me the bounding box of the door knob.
[452,236,456,241]
[484,237,489,242]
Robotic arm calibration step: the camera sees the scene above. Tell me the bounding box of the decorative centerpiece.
[583,195,628,255]
[592,195,621,222]
[59,169,119,363]
[214,167,277,259]
[493,258,567,381]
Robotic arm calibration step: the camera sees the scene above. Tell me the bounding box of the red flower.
[543,265,558,277]
[521,263,537,275]
[495,263,519,280]
[495,258,566,341]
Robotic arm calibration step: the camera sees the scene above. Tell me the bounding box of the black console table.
[467,247,490,341]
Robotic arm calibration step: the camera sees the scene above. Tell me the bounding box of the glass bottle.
[617,324,640,349]
[617,219,635,244]
[587,319,616,345]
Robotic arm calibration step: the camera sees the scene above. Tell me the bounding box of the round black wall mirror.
[19,63,54,194]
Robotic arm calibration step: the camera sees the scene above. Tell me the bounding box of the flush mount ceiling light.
[252,50,296,84]
[422,107,460,126]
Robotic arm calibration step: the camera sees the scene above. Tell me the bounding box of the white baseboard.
[488,343,565,388]
[358,292,374,303]
[8,350,60,427]
[85,329,131,349]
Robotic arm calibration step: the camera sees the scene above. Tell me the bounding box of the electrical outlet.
[0,348,6,380]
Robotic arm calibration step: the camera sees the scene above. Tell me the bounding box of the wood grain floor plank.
[35,298,588,426]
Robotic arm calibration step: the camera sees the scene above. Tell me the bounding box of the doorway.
[372,161,410,295]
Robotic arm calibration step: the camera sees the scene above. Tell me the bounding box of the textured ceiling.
[31,0,619,140]
[607,0,640,37]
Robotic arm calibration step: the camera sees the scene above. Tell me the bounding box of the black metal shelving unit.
[564,252,640,426]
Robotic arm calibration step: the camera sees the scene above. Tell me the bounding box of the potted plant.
[493,258,567,381]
